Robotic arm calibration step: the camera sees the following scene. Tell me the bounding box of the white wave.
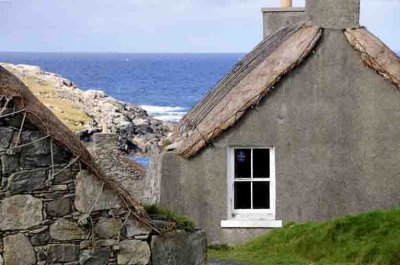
[141,105,187,122]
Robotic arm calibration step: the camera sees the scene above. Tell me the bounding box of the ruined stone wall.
[91,133,148,203]
[0,103,207,265]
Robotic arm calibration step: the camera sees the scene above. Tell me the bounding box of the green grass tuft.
[209,208,400,265]
[144,204,196,232]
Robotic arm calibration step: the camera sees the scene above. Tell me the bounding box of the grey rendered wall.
[262,8,306,38]
[160,29,400,244]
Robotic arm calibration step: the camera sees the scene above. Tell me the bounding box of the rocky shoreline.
[1,63,174,156]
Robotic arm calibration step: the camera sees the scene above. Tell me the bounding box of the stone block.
[6,168,47,194]
[46,244,79,263]
[52,166,78,184]
[306,0,360,29]
[0,127,13,150]
[46,198,72,217]
[0,195,43,230]
[3,233,36,265]
[49,218,87,241]
[20,131,50,155]
[74,170,121,213]
[20,154,52,169]
[30,228,51,246]
[117,240,151,265]
[94,217,122,239]
[1,154,20,176]
[80,248,111,265]
[122,217,151,238]
[151,230,207,265]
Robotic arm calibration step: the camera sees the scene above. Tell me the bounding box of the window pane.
[253,182,270,209]
[234,149,251,178]
[234,182,251,209]
[253,149,270,178]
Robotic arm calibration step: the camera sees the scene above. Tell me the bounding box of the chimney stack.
[262,1,305,38]
[306,0,360,29]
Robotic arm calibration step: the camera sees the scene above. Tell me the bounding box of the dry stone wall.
[0,101,206,265]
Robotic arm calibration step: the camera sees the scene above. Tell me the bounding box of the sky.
[0,0,399,53]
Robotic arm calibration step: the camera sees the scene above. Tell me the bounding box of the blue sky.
[0,0,399,53]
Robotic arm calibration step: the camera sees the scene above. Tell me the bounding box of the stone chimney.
[262,1,306,38]
[306,0,360,29]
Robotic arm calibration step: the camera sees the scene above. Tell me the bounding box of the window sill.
[221,219,283,228]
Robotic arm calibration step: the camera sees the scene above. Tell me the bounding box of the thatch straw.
[345,28,400,89]
[175,24,322,158]
[0,66,159,233]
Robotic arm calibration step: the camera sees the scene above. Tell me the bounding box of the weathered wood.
[345,28,400,88]
[176,25,322,158]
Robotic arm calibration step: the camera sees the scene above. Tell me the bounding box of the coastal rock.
[0,195,43,230]
[117,240,151,265]
[1,63,173,155]
[3,233,36,265]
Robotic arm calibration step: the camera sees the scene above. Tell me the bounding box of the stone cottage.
[0,66,206,265]
[157,0,400,244]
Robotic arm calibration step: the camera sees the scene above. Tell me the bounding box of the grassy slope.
[209,209,400,265]
[2,65,89,132]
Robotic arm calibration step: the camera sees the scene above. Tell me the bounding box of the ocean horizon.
[1,51,399,122]
[0,52,244,122]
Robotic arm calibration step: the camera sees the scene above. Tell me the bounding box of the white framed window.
[221,147,282,228]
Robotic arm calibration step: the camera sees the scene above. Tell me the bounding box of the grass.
[2,64,90,132]
[144,204,196,232]
[209,209,400,265]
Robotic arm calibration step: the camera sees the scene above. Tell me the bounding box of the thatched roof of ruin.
[172,24,400,159]
[174,23,322,158]
[0,66,158,233]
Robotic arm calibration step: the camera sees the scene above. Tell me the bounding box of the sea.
[0,52,244,122]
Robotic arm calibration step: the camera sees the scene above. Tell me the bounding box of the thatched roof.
[172,24,400,159]
[345,28,400,89]
[175,23,322,158]
[0,66,158,233]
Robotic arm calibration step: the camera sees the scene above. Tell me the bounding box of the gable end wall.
[159,29,400,244]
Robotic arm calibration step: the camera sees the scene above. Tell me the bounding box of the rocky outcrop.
[0,63,173,155]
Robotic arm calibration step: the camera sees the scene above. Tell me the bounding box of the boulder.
[0,195,43,230]
[94,217,122,239]
[117,240,151,265]
[3,233,36,265]
[49,219,87,241]
[151,230,207,265]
